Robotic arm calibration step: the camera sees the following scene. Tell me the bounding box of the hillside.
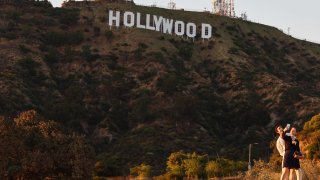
[300,114,320,160]
[0,0,320,176]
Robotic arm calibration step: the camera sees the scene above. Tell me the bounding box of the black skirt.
[283,150,300,169]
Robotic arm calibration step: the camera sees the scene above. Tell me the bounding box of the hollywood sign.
[108,10,213,40]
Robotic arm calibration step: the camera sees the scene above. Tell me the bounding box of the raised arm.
[280,128,288,138]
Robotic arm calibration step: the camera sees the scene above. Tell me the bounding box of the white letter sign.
[186,23,196,38]
[108,10,120,28]
[107,10,214,41]
[124,11,135,27]
[136,13,146,29]
[162,18,174,34]
[153,15,163,32]
[175,21,185,36]
[201,23,212,39]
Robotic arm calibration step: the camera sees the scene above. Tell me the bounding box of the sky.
[50,0,320,43]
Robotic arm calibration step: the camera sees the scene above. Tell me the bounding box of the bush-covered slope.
[300,114,320,160]
[0,0,320,175]
[0,110,94,179]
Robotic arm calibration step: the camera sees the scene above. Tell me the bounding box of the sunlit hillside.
[0,0,320,178]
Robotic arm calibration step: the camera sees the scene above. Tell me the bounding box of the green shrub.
[166,151,187,178]
[160,47,167,52]
[32,0,53,8]
[0,110,94,179]
[6,11,21,21]
[226,25,238,32]
[93,26,100,36]
[150,51,164,61]
[17,57,40,77]
[81,45,92,60]
[182,153,204,178]
[303,114,320,132]
[7,165,21,177]
[205,158,246,177]
[158,36,165,40]
[47,8,80,25]
[44,48,61,64]
[166,151,207,179]
[205,161,219,178]
[178,43,194,60]
[64,46,76,62]
[208,40,215,49]
[94,161,109,177]
[133,43,148,60]
[243,160,278,180]
[130,163,152,178]
[16,57,48,86]
[156,73,179,95]
[131,93,151,122]
[42,31,84,47]
[171,95,200,120]
[19,45,31,54]
[3,32,16,40]
[81,45,100,61]
[307,143,320,160]
[138,70,157,82]
[104,30,113,40]
[99,16,106,23]
[138,42,148,49]
[228,47,239,54]
[280,86,303,104]
[169,38,194,60]
[301,114,320,160]
[134,47,144,60]
[105,53,120,70]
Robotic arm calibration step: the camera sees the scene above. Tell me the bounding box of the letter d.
[201,23,212,39]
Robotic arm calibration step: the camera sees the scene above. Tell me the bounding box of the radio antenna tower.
[168,0,176,10]
[212,0,235,17]
[151,0,157,7]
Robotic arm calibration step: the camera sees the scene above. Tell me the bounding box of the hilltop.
[0,0,320,176]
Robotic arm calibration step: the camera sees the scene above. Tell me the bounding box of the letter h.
[109,10,120,28]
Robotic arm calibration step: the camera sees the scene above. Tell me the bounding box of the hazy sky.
[50,0,320,43]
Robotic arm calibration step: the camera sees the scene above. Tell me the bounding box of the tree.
[166,151,206,179]
[130,163,152,180]
[182,152,205,179]
[183,158,201,179]
[301,114,320,160]
[204,158,246,177]
[205,161,219,178]
[166,151,186,179]
[303,114,320,133]
[0,110,94,179]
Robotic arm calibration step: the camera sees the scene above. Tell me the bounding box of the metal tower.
[212,0,235,17]
[168,0,176,10]
[151,0,157,7]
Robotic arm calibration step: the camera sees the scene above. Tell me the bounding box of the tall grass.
[242,159,320,180]
[301,160,320,180]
